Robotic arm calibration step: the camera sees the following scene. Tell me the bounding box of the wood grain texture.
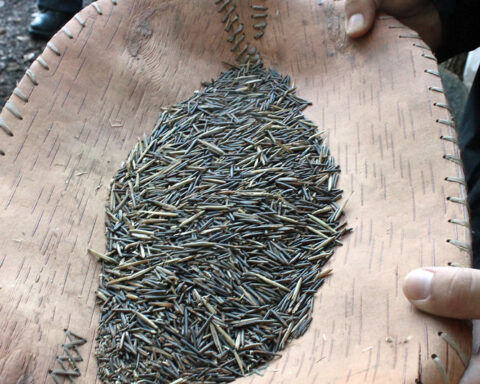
[0,1,471,383]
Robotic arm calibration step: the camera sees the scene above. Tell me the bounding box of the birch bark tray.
[0,0,472,382]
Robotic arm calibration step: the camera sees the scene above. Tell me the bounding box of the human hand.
[403,267,480,383]
[344,0,442,50]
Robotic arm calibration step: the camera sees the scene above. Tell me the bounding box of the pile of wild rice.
[95,63,346,383]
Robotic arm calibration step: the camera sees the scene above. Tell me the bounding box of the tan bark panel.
[0,1,471,383]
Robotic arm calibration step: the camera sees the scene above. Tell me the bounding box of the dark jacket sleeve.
[432,0,480,61]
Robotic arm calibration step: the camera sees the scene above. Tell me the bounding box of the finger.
[344,0,377,38]
[403,267,480,319]
[460,353,480,384]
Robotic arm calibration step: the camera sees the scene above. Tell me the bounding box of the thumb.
[403,267,480,319]
[344,0,377,38]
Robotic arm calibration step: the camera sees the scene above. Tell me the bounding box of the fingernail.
[345,14,365,35]
[403,269,434,301]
